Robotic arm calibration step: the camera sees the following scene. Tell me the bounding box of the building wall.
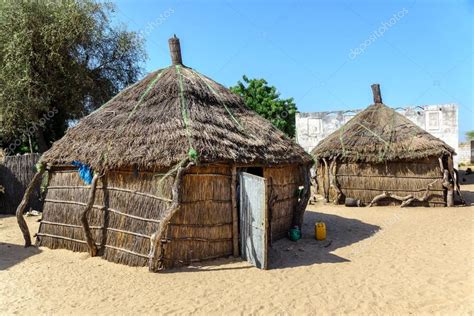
[296,104,459,166]
[458,141,473,165]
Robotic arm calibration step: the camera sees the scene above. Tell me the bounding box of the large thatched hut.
[312,84,458,207]
[16,36,312,271]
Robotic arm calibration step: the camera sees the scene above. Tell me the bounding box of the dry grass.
[312,103,454,163]
[41,65,311,171]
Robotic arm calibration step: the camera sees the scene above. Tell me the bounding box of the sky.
[110,0,473,141]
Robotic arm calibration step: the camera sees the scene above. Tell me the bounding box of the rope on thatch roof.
[175,64,198,161]
[312,84,455,163]
[191,69,245,131]
[126,68,166,122]
[88,79,143,117]
[39,36,313,170]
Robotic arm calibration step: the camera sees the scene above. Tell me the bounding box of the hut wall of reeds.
[37,162,307,268]
[316,158,446,206]
[312,84,457,208]
[20,36,312,271]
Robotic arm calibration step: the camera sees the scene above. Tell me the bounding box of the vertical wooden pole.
[322,158,329,202]
[168,35,183,65]
[446,155,455,207]
[81,174,99,256]
[16,167,45,247]
[149,160,193,272]
[263,177,269,270]
[231,165,239,257]
[371,83,383,104]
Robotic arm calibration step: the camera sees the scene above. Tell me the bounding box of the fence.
[0,153,42,215]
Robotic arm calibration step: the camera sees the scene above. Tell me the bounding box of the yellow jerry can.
[315,222,326,240]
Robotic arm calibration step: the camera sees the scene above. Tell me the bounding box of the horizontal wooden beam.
[181,199,231,204]
[104,245,149,258]
[185,173,231,178]
[338,187,444,193]
[336,174,442,180]
[37,233,87,244]
[169,222,232,227]
[46,186,172,203]
[37,232,149,258]
[44,199,161,224]
[169,237,232,243]
[40,220,151,238]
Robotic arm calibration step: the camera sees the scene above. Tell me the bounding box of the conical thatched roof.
[311,84,455,163]
[41,36,311,170]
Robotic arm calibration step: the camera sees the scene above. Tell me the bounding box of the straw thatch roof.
[312,85,455,163]
[41,37,311,170]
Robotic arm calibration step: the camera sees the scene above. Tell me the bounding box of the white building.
[296,104,459,166]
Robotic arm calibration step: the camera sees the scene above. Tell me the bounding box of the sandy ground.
[1,186,473,315]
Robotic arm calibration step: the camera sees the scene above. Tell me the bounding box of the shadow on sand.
[0,242,42,271]
[268,211,380,269]
[458,169,474,205]
[169,210,380,273]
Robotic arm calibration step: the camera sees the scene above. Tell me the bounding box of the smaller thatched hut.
[312,84,460,207]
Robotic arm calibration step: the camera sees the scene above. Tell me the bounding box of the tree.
[466,131,474,140]
[230,75,297,138]
[0,0,145,154]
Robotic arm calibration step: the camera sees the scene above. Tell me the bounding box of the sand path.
[1,186,473,315]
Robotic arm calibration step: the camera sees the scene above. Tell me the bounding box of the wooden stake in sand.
[81,174,100,257]
[231,165,239,257]
[16,165,45,247]
[148,159,194,272]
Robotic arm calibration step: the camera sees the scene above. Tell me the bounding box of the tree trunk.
[35,128,48,153]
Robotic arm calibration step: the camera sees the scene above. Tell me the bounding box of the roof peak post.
[168,34,183,65]
[371,84,383,104]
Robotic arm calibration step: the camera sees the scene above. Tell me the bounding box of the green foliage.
[0,0,145,153]
[230,75,297,138]
[466,131,474,140]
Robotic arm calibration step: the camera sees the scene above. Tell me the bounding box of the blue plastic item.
[71,161,94,185]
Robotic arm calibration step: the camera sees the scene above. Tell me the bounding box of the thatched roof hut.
[312,84,458,207]
[17,36,312,271]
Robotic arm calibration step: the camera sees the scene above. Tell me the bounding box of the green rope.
[89,80,142,116]
[127,69,166,122]
[175,65,198,162]
[114,69,166,138]
[192,69,244,130]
